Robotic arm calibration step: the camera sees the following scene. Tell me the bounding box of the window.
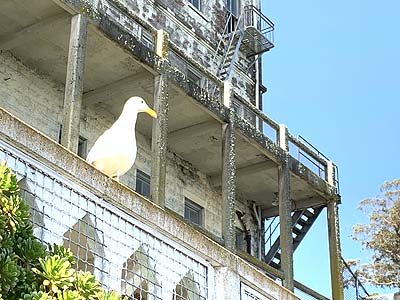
[184,198,203,226]
[235,227,245,251]
[226,0,241,32]
[188,0,201,10]
[141,30,154,50]
[136,170,151,197]
[78,136,87,159]
[227,0,240,16]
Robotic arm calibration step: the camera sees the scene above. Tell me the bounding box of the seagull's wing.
[86,129,117,164]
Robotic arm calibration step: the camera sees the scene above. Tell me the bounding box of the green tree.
[352,179,400,288]
[0,162,125,300]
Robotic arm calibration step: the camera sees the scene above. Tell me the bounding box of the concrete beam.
[262,196,327,218]
[150,74,168,207]
[61,14,88,153]
[210,160,276,187]
[278,157,294,291]
[221,119,236,251]
[0,13,69,50]
[168,121,217,144]
[327,199,344,300]
[83,72,153,105]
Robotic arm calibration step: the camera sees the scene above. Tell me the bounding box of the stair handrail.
[264,216,279,249]
[216,10,244,79]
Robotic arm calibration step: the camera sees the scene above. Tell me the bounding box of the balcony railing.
[232,96,340,192]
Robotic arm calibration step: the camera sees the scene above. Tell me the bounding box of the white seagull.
[86,96,157,181]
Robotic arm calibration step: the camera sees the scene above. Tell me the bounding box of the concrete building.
[0,0,343,299]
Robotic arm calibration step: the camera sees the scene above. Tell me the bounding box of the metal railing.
[1,141,210,299]
[342,258,370,300]
[233,94,279,143]
[243,5,275,47]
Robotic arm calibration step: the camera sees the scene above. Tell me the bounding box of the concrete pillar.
[327,198,344,300]
[278,156,294,291]
[151,30,169,207]
[278,124,288,151]
[61,14,88,152]
[221,113,236,250]
[214,267,240,299]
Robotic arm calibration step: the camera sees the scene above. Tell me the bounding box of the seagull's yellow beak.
[145,108,157,118]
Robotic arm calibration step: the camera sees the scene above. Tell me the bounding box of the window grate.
[184,198,203,227]
[0,141,209,299]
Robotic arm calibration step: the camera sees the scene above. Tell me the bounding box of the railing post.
[151,29,169,207]
[155,29,169,59]
[223,80,232,108]
[278,124,288,151]
[61,14,88,153]
[327,160,335,186]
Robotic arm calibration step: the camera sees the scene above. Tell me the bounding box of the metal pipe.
[252,202,262,260]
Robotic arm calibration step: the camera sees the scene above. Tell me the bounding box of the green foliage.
[352,179,400,288]
[0,162,125,300]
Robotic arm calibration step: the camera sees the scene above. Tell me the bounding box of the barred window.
[188,0,201,10]
[136,169,150,197]
[184,198,203,227]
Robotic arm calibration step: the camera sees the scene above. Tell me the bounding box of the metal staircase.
[264,206,325,269]
[212,5,275,82]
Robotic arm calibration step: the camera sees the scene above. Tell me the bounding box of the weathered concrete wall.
[98,0,258,102]
[0,50,261,243]
[0,51,64,141]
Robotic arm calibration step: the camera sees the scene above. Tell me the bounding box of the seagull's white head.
[123,96,157,118]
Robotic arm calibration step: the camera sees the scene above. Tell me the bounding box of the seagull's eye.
[141,100,144,104]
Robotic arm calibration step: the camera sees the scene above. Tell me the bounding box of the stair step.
[303,209,315,218]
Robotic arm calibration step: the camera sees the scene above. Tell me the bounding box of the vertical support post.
[151,30,169,207]
[278,124,288,151]
[61,14,88,152]
[278,156,294,291]
[327,198,344,300]
[222,111,236,250]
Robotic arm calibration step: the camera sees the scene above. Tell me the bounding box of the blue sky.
[261,0,400,297]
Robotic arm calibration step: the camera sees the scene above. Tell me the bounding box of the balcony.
[241,5,275,56]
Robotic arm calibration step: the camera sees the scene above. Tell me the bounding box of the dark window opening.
[184,198,203,226]
[136,170,151,198]
[188,0,201,10]
[78,136,87,159]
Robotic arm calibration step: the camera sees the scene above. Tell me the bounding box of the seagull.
[86,96,157,181]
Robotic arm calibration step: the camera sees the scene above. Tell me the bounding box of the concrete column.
[61,14,88,152]
[327,199,344,300]
[278,156,294,291]
[151,30,169,207]
[221,115,236,250]
[214,267,240,299]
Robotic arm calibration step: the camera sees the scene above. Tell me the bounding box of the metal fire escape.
[213,5,274,81]
[264,206,325,269]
